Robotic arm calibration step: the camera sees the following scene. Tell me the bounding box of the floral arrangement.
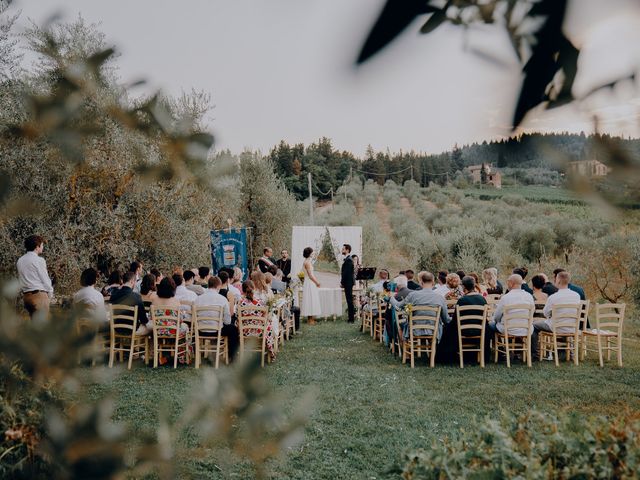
[296,270,305,283]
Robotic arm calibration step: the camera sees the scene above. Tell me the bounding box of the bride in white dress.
[300,247,321,324]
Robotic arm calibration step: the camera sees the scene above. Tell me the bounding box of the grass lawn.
[85,320,640,479]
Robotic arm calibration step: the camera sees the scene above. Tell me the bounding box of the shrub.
[398,409,640,479]
[501,193,528,207]
[511,222,556,264]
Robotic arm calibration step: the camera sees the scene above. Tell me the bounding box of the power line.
[351,165,413,176]
[312,183,333,196]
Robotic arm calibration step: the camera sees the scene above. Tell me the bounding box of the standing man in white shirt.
[17,235,54,318]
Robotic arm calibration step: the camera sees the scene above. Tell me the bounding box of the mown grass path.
[86,320,640,479]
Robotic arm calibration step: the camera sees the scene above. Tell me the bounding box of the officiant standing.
[340,244,355,323]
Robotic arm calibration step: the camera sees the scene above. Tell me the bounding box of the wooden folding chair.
[456,304,488,368]
[494,304,534,368]
[237,304,269,367]
[281,297,295,340]
[179,300,195,337]
[361,293,373,336]
[373,294,386,343]
[108,304,148,369]
[485,294,501,320]
[76,315,109,366]
[151,309,189,368]
[581,303,625,367]
[193,305,228,368]
[391,309,406,358]
[402,305,441,368]
[538,303,581,366]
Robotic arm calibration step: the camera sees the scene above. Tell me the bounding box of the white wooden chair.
[581,303,626,367]
[494,304,534,368]
[193,305,228,368]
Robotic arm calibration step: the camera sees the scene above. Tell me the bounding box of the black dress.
[437,293,489,364]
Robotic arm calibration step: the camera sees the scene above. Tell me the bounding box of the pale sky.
[8,0,640,156]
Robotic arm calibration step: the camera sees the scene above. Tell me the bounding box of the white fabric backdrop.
[290,226,362,278]
[326,226,363,267]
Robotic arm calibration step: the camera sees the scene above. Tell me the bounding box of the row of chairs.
[358,291,626,368]
[78,298,296,369]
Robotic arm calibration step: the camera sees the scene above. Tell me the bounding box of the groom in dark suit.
[340,244,355,323]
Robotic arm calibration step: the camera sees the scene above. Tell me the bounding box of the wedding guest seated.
[173,273,198,303]
[265,272,275,294]
[150,268,163,285]
[231,267,243,292]
[73,268,108,322]
[251,270,273,302]
[483,267,504,295]
[433,270,449,297]
[195,276,238,359]
[512,267,533,294]
[219,267,242,299]
[371,269,390,293]
[552,268,585,300]
[129,261,144,293]
[456,270,466,281]
[140,273,158,311]
[109,271,149,333]
[439,275,490,364]
[102,270,122,298]
[531,274,548,318]
[184,270,205,296]
[269,266,287,294]
[390,271,450,343]
[444,273,464,301]
[151,277,192,364]
[217,270,237,315]
[541,272,558,296]
[532,271,581,357]
[487,274,534,338]
[239,280,276,361]
[468,272,486,296]
[198,266,211,287]
[393,275,411,302]
[403,269,421,290]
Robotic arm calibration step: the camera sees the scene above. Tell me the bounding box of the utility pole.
[308,172,314,225]
[330,187,334,208]
[410,164,414,181]
[349,165,353,183]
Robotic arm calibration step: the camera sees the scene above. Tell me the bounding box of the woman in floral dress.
[239,280,276,361]
[151,277,192,365]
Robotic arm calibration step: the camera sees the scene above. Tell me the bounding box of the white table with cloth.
[294,286,343,319]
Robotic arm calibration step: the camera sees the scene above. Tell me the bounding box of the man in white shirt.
[195,276,238,360]
[17,235,53,318]
[173,273,198,303]
[183,270,205,295]
[488,274,534,337]
[195,276,232,326]
[433,270,449,297]
[72,268,108,323]
[536,271,581,335]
